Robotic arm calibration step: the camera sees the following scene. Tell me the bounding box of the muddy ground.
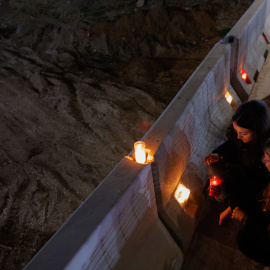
[0,0,253,269]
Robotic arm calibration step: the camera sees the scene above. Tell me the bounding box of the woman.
[231,138,270,266]
[205,100,270,225]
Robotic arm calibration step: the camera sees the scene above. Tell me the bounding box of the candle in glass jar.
[134,141,146,164]
[210,176,223,186]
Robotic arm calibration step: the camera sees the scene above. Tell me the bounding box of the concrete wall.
[265,0,270,38]
[227,0,269,101]
[24,0,269,269]
[144,43,238,251]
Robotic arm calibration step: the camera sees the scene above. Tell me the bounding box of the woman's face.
[233,121,255,143]
[262,151,270,172]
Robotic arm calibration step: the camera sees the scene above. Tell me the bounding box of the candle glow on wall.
[225,91,233,104]
[174,184,190,207]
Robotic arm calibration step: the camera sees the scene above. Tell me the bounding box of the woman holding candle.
[231,138,270,266]
[204,99,270,225]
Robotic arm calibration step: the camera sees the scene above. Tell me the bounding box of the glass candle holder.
[210,176,223,186]
[134,141,146,164]
[209,176,223,198]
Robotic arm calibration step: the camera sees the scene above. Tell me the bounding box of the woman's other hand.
[204,153,222,165]
[231,207,247,222]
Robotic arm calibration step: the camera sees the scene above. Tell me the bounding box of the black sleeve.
[237,210,270,265]
[213,139,239,163]
[244,210,270,236]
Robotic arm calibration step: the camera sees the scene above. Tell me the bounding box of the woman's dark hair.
[232,100,270,144]
[261,182,270,211]
[263,137,270,156]
[262,138,270,210]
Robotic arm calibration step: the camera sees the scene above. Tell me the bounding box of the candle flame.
[146,154,154,163]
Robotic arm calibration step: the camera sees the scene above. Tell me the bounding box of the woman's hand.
[231,207,247,222]
[204,153,222,165]
[219,206,232,225]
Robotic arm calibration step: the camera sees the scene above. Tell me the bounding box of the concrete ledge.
[249,44,270,100]
[264,0,270,39]
[24,158,183,270]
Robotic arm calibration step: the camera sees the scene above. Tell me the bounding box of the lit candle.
[210,176,222,186]
[240,68,251,84]
[209,176,223,198]
[134,141,146,164]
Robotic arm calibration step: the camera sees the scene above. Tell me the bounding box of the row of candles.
[133,143,224,206]
[133,142,224,204]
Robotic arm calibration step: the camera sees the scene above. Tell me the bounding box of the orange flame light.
[145,149,154,163]
[175,184,190,207]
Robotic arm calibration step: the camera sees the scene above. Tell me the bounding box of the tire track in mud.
[1,46,44,69]
[61,77,108,139]
[0,63,98,204]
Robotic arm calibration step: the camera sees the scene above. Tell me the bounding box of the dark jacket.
[209,127,269,211]
[237,203,270,265]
